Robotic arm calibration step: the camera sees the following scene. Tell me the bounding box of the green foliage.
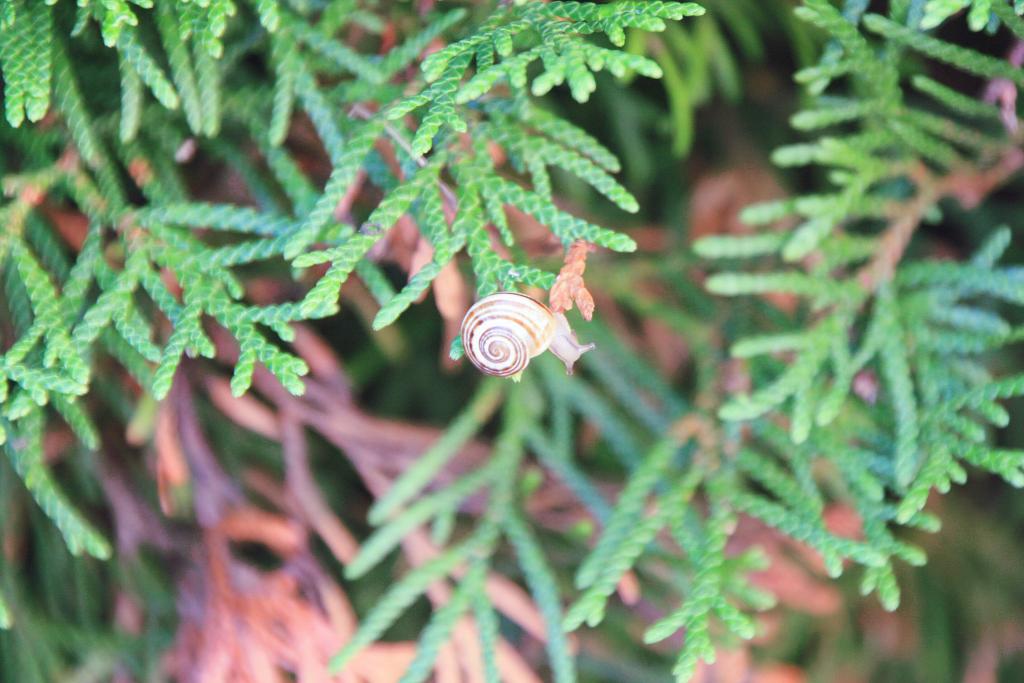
[695,0,1024,620]
[3,0,1024,681]
[1,411,110,559]
[1,0,693,559]
[921,0,1024,31]
[0,0,54,127]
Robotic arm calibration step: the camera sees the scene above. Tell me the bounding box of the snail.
[460,292,595,378]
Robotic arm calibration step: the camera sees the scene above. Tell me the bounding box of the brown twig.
[856,144,1024,291]
[348,102,459,212]
[172,371,244,527]
[856,165,938,291]
[858,43,1024,292]
[97,455,176,555]
[280,414,361,565]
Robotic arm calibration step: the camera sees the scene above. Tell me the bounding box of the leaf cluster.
[3,1,1024,681]
[0,0,696,575]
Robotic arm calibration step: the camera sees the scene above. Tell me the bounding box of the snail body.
[460,292,595,378]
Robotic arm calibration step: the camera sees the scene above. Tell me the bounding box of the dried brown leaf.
[166,529,350,683]
[636,316,689,377]
[217,507,304,557]
[503,205,562,257]
[205,376,281,440]
[433,259,469,369]
[280,416,361,565]
[452,617,487,683]
[822,503,863,540]
[754,664,808,683]
[688,165,786,241]
[495,642,545,683]
[128,158,154,188]
[156,400,190,517]
[41,204,88,250]
[334,170,367,224]
[114,592,144,635]
[42,426,75,464]
[484,574,549,645]
[350,642,417,682]
[435,642,462,683]
[407,236,435,283]
[860,601,918,657]
[693,647,751,683]
[291,324,348,384]
[549,240,595,320]
[730,517,842,617]
[616,570,641,606]
[688,166,798,313]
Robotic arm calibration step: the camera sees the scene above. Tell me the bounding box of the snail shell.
[460,292,595,377]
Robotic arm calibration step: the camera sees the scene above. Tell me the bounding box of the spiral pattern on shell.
[460,293,556,377]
